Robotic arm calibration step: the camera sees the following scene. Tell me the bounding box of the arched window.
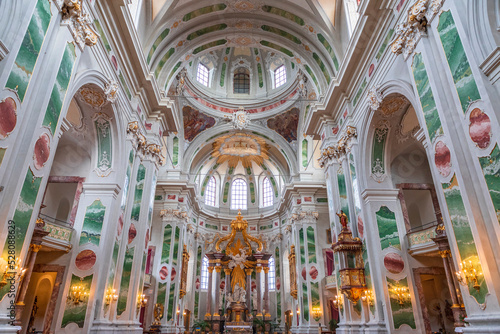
[205,176,216,207]
[262,177,273,207]
[233,68,250,94]
[200,256,209,290]
[197,63,209,86]
[274,65,286,88]
[268,257,276,290]
[231,179,247,210]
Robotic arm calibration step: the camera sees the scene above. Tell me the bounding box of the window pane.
[234,68,250,94]
[205,176,216,207]
[263,177,273,207]
[231,179,248,210]
[269,257,276,290]
[200,256,209,289]
[274,65,286,88]
[197,63,209,86]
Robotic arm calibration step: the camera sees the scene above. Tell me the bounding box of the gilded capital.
[30,244,43,253]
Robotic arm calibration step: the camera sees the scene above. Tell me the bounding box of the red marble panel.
[117,213,124,236]
[301,267,306,280]
[469,108,491,149]
[171,267,177,281]
[383,252,405,274]
[75,249,97,270]
[276,277,281,291]
[159,266,168,280]
[33,133,50,170]
[128,223,137,244]
[0,97,17,139]
[357,216,364,239]
[434,141,451,177]
[309,266,318,280]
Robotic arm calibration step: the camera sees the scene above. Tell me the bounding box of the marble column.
[256,266,262,317]
[439,250,465,327]
[225,268,231,317]
[214,266,221,317]
[263,267,270,318]
[206,266,214,319]
[245,269,252,313]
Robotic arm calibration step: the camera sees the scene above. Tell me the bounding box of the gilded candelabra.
[456,258,483,292]
[104,288,118,305]
[68,279,89,305]
[361,289,374,306]
[311,307,322,321]
[138,294,148,307]
[390,283,411,306]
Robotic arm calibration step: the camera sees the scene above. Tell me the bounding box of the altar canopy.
[204,212,272,334]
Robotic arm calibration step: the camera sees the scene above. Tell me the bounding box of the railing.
[39,213,73,243]
[407,221,438,249]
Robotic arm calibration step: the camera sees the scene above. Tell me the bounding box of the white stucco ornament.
[232,107,250,130]
[367,85,383,112]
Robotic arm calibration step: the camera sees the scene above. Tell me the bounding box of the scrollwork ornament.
[58,0,99,51]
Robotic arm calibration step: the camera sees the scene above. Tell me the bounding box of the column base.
[458,314,500,333]
[290,324,321,334]
[362,321,388,333]
[0,313,20,334]
[89,319,143,334]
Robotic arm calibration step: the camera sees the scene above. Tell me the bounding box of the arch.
[357,79,420,190]
[63,69,128,178]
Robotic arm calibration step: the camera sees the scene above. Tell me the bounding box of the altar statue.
[226,283,246,307]
[227,241,255,292]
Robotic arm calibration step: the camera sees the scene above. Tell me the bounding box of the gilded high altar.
[204,211,272,334]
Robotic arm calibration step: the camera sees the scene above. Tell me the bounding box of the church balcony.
[406,222,439,257]
[324,275,337,290]
[39,214,74,252]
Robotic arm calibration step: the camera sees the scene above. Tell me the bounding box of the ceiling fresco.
[183,105,216,141]
[267,107,299,142]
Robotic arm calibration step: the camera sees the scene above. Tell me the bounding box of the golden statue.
[226,239,255,292]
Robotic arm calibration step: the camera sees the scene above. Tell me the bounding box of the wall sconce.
[361,289,374,306]
[1,258,27,287]
[311,307,322,321]
[105,288,118,305]
[390,283,410,306]
[456,258,483,292]
[68,279,89,305]
[332,293,343,307]
[138,294,148,307]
